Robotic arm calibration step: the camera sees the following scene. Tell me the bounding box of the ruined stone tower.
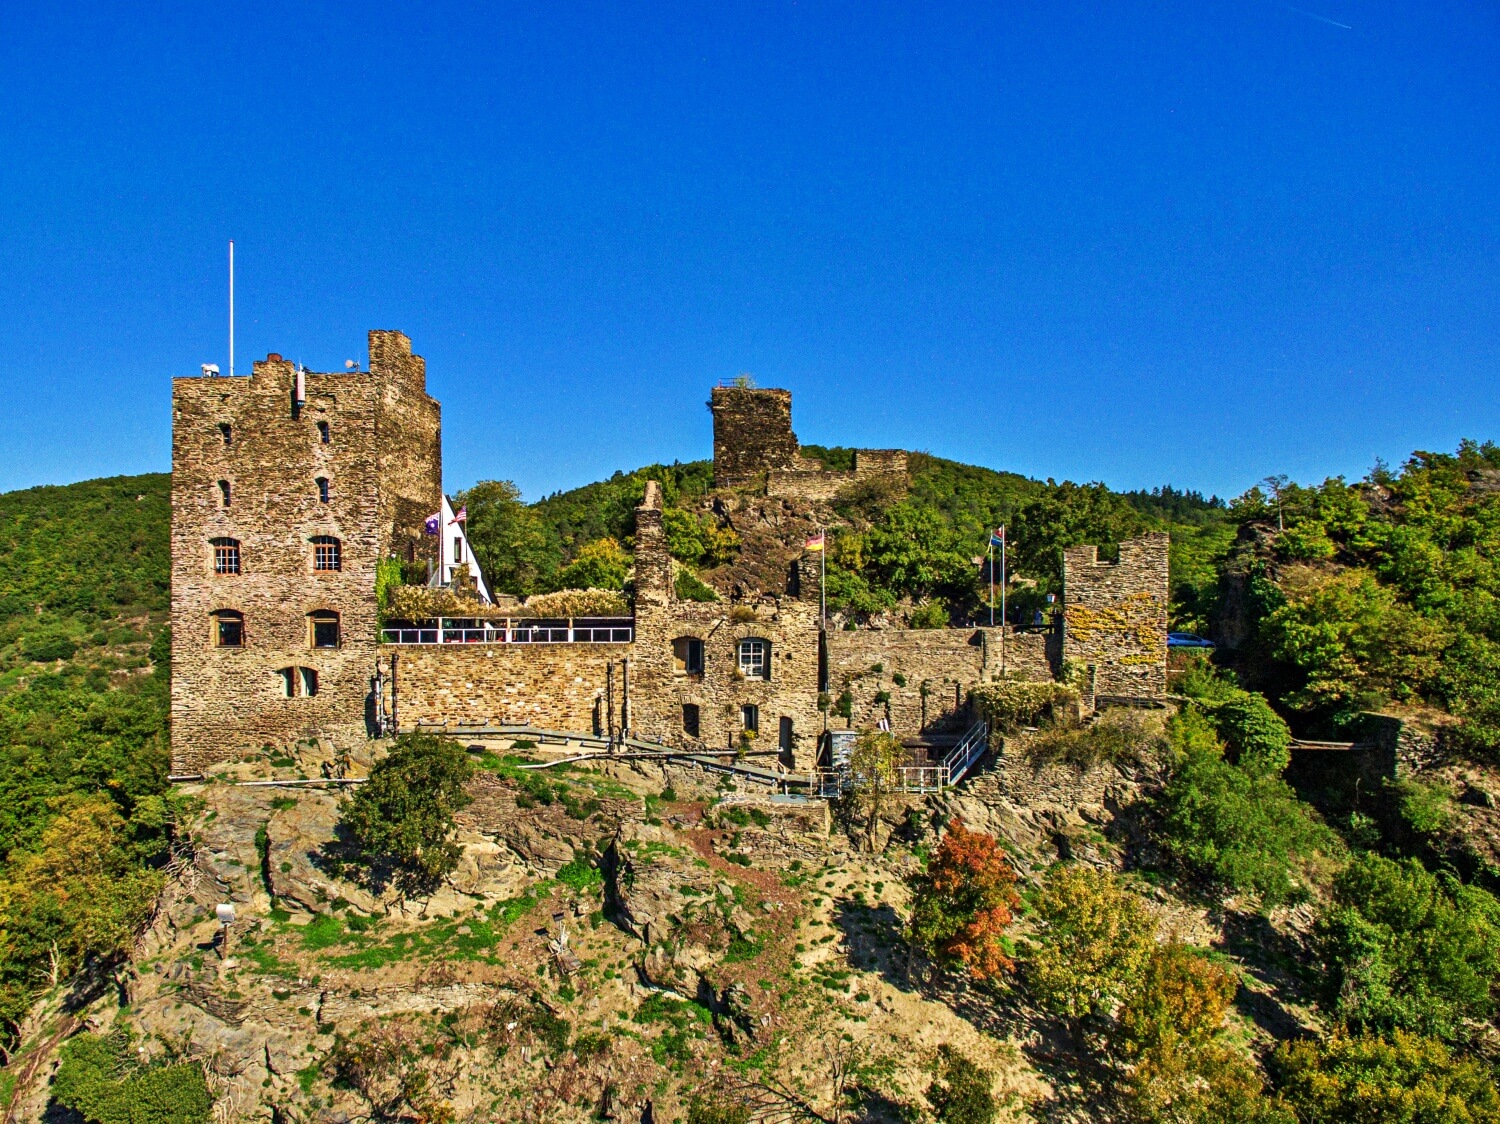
[1061,532,1171,702]
[169,331,442,772]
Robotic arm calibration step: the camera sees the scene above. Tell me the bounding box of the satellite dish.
[215,903,236,926]
[345,359,359,370]
[201,363,220,377]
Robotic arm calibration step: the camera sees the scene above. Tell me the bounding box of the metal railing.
[812,721,989,797]
[381,618,634,645]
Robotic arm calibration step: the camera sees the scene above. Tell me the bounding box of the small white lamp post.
[215,903,236,960]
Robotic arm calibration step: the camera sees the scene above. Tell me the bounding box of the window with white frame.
[737,637,769,680]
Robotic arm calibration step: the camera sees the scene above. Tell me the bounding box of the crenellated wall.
[1062,533,1170,701]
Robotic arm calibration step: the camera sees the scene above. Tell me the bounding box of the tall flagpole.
[820,526,826,626]
[1001,527,1007,628]
[988,537,994,627]
[228,240,235,378]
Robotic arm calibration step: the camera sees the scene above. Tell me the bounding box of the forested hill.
[459,451,1235,629]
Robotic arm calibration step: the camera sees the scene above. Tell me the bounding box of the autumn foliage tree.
[907,820,1020,979]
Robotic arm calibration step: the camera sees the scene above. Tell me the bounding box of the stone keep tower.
[1061,532,1171,702]
[170,331,442,772]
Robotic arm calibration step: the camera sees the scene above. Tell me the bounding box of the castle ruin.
[171,335,1167,776]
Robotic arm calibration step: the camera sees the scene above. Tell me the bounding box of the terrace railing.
[812,720,989,796]
[381,618,634,645]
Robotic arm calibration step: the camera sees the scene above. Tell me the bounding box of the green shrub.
[674,568,719,602]
[1022,865,1153,1026]
[926,1045,996,1124]
[1393,778,1456,836]
[340,733,473,896]
[909,601,949,629]
[1210,694,1292,778]
[1156,709,1337,906]
[1317,853,1500,1041]
[52,1030,212,1124]
[1272,1030,1500,1123]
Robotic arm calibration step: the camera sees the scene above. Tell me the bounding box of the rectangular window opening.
[742,704,759,733]
[682,703,700,738]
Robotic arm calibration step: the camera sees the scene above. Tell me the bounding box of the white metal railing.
[381,618,634,645]
[811,720,989,797]
[942,720,989,786]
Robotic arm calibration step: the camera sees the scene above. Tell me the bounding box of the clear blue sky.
[0,1,1495,501]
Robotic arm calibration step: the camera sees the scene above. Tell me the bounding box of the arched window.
[309,610,340,649]
[312,535,341,571]
[301,667,319,696]
[317,420,330,444]
[211,537,240,575]
[672,637,704,675]
[218,479,231,507]
[212,610,243,648]
[316,477,330,504]
[218,423,232,446]
[737,638,770,681]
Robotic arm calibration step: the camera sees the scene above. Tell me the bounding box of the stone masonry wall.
[711,387,801,485]
[171,332,442,772]
[630,482,824,765]
[825,627,1055,740]
[392,643,630,731]
[1062,532,1170,700]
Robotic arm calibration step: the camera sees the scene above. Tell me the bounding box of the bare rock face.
[265,791,381,914]
[603,822,719,945]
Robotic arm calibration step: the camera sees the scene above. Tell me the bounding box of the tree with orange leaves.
[907,819,1020,980]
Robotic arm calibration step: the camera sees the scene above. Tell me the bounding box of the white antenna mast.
[228,240,235,378]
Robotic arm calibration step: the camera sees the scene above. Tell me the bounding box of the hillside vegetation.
[2,445,1500,1120]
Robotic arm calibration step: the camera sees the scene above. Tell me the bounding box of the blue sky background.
[0,1,1495,501]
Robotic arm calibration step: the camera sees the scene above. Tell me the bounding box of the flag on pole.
[450,506,467,525]
[804,531,825,552]
[990,527,1005,547]
[422,513,440,535]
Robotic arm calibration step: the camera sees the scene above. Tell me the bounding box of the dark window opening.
[453,536,463,563]
[218,480,231,507]
[218,423,232,445]
[672,637,704,675]
[312,535,341,571]
[277,666,319,697]
[742,704,759,733]
[310,611,340,649]
[682,703,701,737]
[779,716,793,752]
[317,477,329,504]
[212,538,240,575]
[213,611,243,649]
[316,420,330,444]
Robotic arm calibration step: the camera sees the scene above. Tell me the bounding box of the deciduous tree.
[907,820,1020,979]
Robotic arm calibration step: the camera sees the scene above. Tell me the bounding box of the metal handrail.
[941,720,989,786]
[381,617,633,645]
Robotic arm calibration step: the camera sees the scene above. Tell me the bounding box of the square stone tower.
[1061,532,1171,702]
[170,331,441,772]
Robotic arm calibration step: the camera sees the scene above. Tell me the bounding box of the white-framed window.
[737,637,769,680]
